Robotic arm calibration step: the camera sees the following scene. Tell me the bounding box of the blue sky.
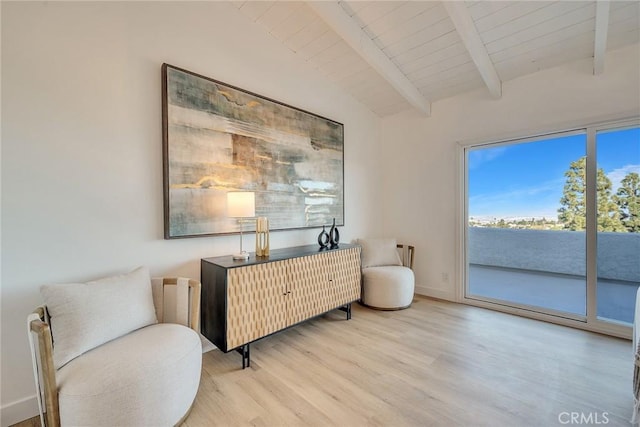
[468,127,640,220]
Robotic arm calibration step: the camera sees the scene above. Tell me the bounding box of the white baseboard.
[415,285,456,302]
[1,395,40,427]
[201,335,217,353]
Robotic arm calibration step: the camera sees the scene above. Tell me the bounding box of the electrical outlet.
[441,272,449,283]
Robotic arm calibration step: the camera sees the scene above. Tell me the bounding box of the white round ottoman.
[362,265,415,310]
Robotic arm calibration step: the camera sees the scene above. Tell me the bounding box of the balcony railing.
[467,227,640,323]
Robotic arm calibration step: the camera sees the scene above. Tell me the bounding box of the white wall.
[379,44,640,301]
[0,2,382,424]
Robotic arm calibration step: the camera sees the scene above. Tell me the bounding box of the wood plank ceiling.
[232,1,640,117]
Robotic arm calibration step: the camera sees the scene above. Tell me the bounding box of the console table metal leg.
[338,303,352,320]
[236,344,250,369]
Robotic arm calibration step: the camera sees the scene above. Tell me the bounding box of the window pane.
[596,126,640,324]
[467,133,587,316]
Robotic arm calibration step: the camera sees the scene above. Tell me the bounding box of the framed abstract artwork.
[162,64,344,239]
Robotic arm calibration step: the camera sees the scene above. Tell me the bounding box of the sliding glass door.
[466,132,587,318]
[596,126,640,324]
[464,119,640,331]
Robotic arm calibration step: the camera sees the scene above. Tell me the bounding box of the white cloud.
[469,179,564,219]
[607,164,640,191]
[468,146,507,169]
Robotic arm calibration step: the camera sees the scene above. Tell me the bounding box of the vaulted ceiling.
[232,1,640,117]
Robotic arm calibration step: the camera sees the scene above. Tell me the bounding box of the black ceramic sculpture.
[317,225,330,249]
[329,218,340,248]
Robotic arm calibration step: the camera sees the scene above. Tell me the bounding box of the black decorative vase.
[329,218,340,248]
[317,225,330,249]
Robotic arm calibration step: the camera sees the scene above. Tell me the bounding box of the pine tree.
[597,168,627,232]
[557,157,626,231]
[614,172,640,232]
[558,157,586,230]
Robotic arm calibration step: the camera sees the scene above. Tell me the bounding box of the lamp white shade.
[227,192,255,218]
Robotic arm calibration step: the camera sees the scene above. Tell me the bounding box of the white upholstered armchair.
[28,267,202,427]
[357,238,415,310]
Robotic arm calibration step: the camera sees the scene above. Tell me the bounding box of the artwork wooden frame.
[162,64,345,239]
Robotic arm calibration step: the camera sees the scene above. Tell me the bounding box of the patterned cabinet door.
[327,247,362,307]
[285,248,362,326]
[285,252,332,326]
[226,261,287,349]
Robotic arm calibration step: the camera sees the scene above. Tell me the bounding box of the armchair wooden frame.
[397,244,415,269]
[28,277,201,427]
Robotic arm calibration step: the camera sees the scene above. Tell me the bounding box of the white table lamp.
[227,191,255,260]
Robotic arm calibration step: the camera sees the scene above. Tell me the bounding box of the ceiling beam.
[443,2,502,99]
[307,1,431,116]
[594,0,610,75]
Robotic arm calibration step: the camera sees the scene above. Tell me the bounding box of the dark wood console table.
[201,244,361,368]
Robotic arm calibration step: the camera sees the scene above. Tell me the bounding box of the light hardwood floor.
[184,296,632,427]
[13,296,632,427]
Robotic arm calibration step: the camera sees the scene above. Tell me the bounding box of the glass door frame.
[458,117,639,339]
